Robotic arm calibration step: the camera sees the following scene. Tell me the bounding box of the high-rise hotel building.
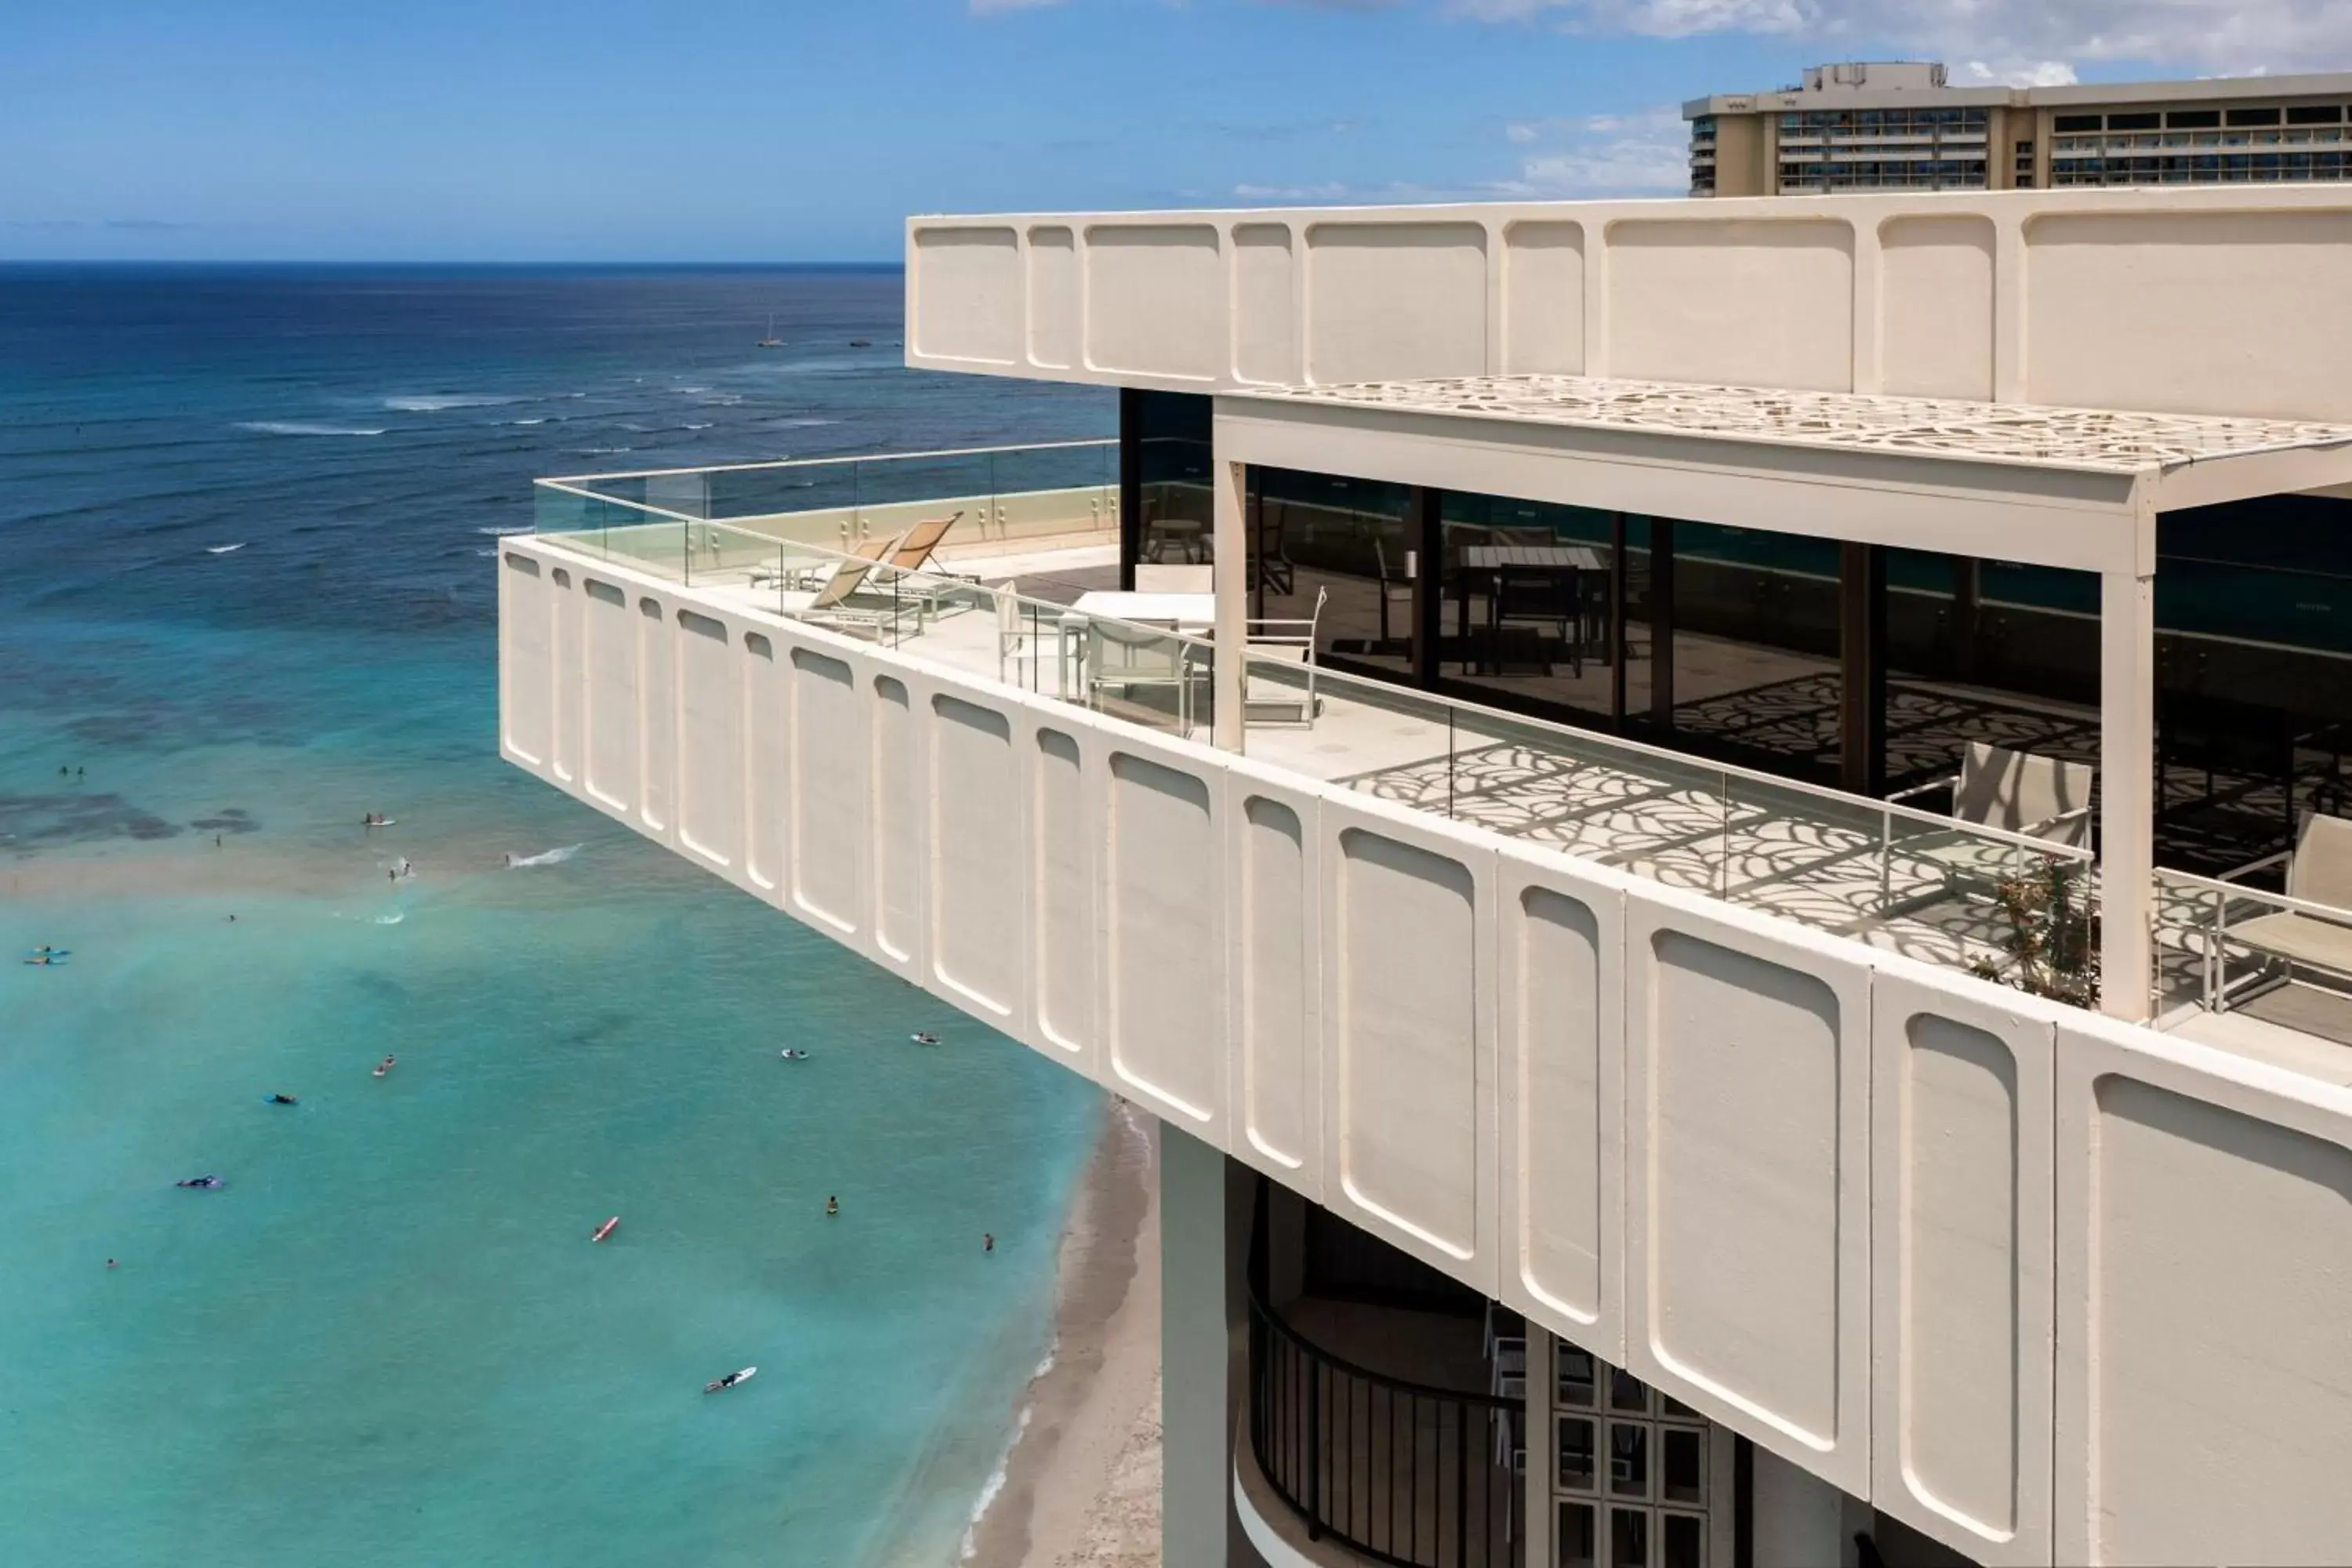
[1689,60,2352,197]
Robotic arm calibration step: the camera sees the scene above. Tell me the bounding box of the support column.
[1750,1448,1871,1568]
[2102,568,2157,1021]
[1525,1330,1555,1568]
[1840,543,1887,796]
[1650,518,1677,729]
[1161,1127,1241,1568]
[1213,458,1248,751]
[1118,387,1143,592]
[1610,512,1629,730]
[1408,485,1443,688]
[1950,556,1982,680]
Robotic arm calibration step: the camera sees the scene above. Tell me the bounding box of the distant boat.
[756,314,785,350]
[848,339,873,348]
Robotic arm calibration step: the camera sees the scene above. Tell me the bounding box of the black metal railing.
[1246,1290,1522,1568]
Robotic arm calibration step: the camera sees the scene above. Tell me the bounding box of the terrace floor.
[648,535,2069,975]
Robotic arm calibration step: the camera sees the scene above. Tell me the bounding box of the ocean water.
[0,265,1114,1567]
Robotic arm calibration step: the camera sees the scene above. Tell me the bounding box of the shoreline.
[962,1098,1161,1568]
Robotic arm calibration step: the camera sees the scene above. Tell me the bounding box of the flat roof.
[1686,68,2352,119]
[1231,376,2352,479]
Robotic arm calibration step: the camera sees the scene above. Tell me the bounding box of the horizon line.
[0,258,908,270]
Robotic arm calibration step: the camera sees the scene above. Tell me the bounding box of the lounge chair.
[2213,813,2352,1008]
[777,533,913,637]
[886,511,963,573]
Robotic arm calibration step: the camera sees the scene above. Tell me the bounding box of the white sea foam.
[236,420,388,437]
[384,394,523,412]
[682,422,713,430]
[571,447,633,456]
[206,543,248,555]
[775,417,838,428]
[958,1337,1061,1563]
[475,526,532,536]
[509,417,546,426]
[506,844,583,868]
[959,1402,1034,1563]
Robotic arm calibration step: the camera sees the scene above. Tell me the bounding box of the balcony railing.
[530,456,2113,993]
[1247,1290,1522,1568]
[2154,862,2352,1032]
[535,440,1117,560]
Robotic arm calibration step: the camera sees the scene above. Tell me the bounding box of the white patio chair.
[994,582,1041,686]
[1875,742,2095,915]
[1085,619,1200,736]
[2213,813,2352,1008]
[1243,586,1326,729]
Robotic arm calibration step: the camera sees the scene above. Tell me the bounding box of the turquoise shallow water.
[0,266,1112,1566]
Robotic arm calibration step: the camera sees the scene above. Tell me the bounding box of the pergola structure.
[1206,375,2352,1020]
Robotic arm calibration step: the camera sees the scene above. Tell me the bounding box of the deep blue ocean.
[0,265,1113,1566]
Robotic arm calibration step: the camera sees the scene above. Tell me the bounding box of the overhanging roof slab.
[1218,376,2352,578]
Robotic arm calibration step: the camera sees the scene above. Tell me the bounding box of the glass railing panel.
[2153,864,2352,1022]
[1080,618,1213,739]
[1283,661,1470,820]
[1717,770,1886,923]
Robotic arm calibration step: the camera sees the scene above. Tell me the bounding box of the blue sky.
[3,0,2343,261]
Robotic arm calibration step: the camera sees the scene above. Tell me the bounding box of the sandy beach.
[964,1099,1163,1568]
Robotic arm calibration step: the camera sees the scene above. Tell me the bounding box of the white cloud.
[1440,0,2352,75]
[1962,60,2081,88]
[1232,181,1358,200]
[1490,105,1690,195]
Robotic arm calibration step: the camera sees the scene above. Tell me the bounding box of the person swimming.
[176,1175,222,1189]
[780,1049,810,1061]
[267,1093,298,1105]
[910,1032,939,1046]
[826,1195,839,1217]
[704,1369,752,1394]
[373,1054,396,1078]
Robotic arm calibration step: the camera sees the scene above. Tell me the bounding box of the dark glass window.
[2288,103,2344,125]
[2168,109,2222,129]
[1132,390,1212,571]
[2055,113,2104,132]
[2108,111,2161,130]
[2227,106,2282,126]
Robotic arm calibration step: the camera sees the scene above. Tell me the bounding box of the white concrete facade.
[502,535,2352,1565]
[906,187,2352,424]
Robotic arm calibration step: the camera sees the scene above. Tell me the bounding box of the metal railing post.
[1308,1359,1323,1541]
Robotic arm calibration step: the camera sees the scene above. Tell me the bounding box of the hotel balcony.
[501,186,2352,1566]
